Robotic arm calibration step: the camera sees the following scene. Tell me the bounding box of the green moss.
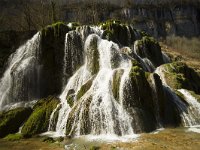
[0,107,32,138]
[131,60,141,67]
[126,60,157,132]
[55,136,64,142]
[101,20,135,46]
[136,36,163,66]
[92,44,99,75]
[140,31,149,37]
[77,76,95,100]
[21,96,60,137]
[42,137,55,143]
[162,62,200,93]
[90,146,100,150]
[43,22,70,37]
[66,96,93,136]
[3,133,23,141]
[112,69,124,101]
[142,36,158,45]
[130,66,144,78]
[145,72,151,79]
[165,72,188,89]
[67,95,75,107]
[86,36,99,75]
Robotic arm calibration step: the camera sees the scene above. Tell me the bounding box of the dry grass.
[160,36,200,74]
[163,36,200,60]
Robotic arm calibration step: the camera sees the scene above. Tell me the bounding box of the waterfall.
[55,65,91,136]
[0,32,41,110]
[178,89,200,125]
[62,31,83,87]
[48,104,61,131]
[149,74,162,128]
[133,41,155,72]
[162,52,171,63]
[1,23,200,139]
[155,66,200,126]
[52,34,136,137]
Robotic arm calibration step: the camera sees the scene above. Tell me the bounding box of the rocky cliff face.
[120,4,200,37]
[64,1,200,37]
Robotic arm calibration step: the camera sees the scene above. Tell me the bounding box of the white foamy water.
[51,34,138,138]
[178,89,200,114]
[77,134,139,142]
[187,125,200,134]
[0,32,41,110]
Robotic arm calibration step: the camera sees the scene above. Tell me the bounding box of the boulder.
[0,107,32,138]
[21,96,60,137]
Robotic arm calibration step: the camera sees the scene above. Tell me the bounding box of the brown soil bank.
[0,137,63,150]
[100,129,200,150]
[0,128,199,150]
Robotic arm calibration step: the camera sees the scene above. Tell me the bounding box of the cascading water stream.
[1,23,200,140]
[149,74,163,128]
[133,41,154,72]
[178,89,200,125]
[155,66,200,126]
[50,34,137,137]
[0,32,41,110]
[55,65,91,136]
[49,27,104,136]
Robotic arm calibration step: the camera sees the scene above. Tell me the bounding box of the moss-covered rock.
[77,76,95,100]
[66,96,93,136]
[0,107,32,138]
[112,69,124,102]
[39,22,72,98]
[3,133,23,141]
[43,22,70,37]
[67,95,75,108]
[135,36,164,67]
[42,137,55,143]
[101,20,137,46]
[90,146,100,150]
[122,64,157,133]
[21,96,60,137]
[85,35,99,75]
[162,62,200,94]
[66,89,75,107]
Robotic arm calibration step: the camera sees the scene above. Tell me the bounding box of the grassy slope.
[160,42,200,75]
